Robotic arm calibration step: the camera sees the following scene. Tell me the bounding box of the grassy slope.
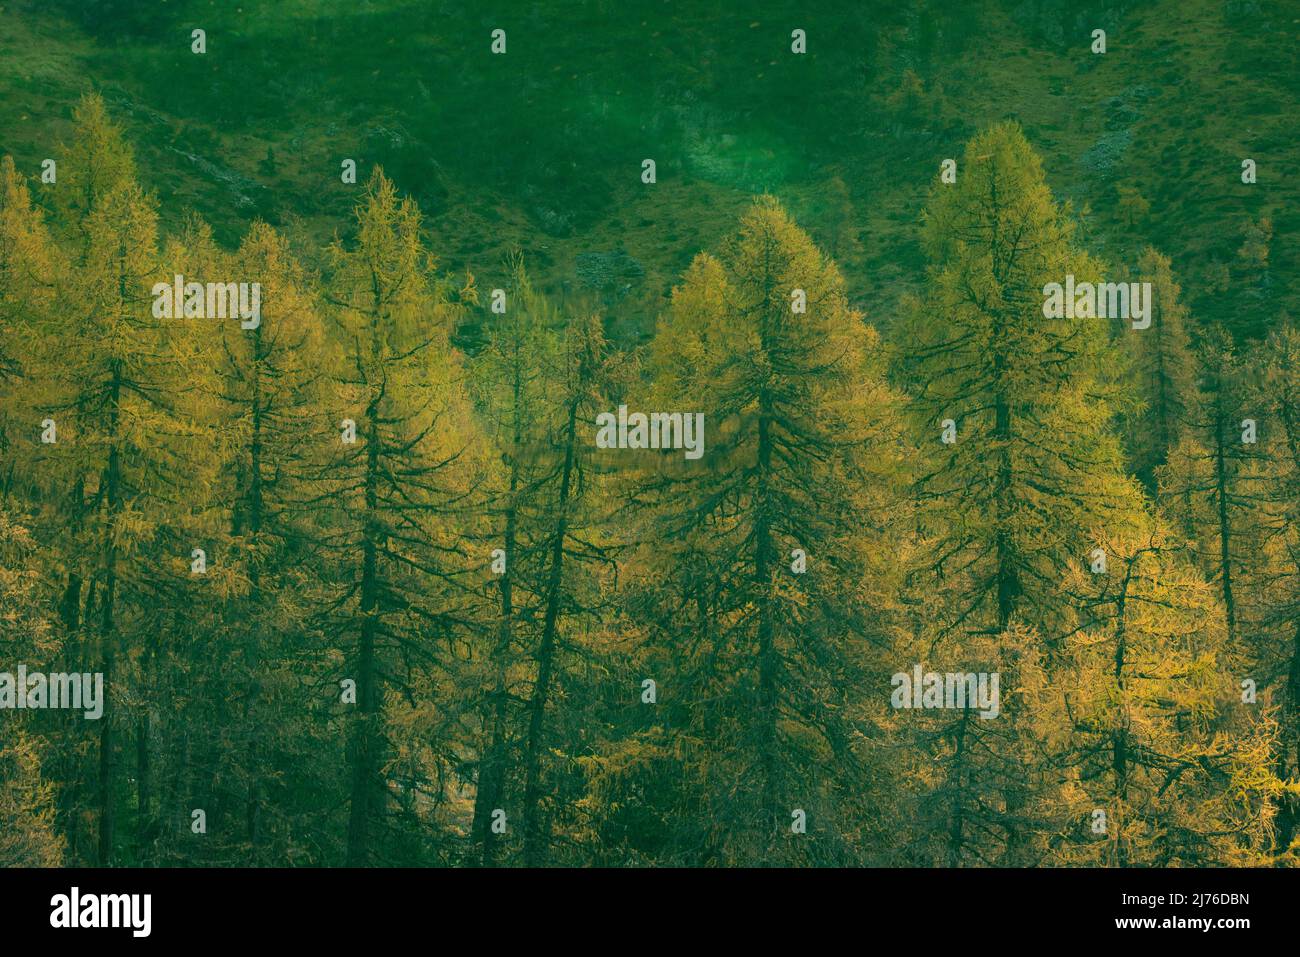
[0,0,1294,345]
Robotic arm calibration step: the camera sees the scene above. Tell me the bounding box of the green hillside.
[2,0,1294,343]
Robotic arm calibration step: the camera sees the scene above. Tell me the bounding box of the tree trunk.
[521,395,579,866]
[473,469,517,866]
[345,394,382,865]
[244,326,266,853]
[754,397,781,843]
[96,364,122,866]
[1214,412,1238,650]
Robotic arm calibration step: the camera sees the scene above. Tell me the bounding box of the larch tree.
[1047,526,1279,866]
[218,220,328,861]
[1121,246,1195,490]
[517,306,620,866]
[27,104,218,861]
[39,178,166,865]
[0,157,84,861]
[896,121,1140,864]
[1159,329,1269,657]
[1248,321,1300,860]
[465,253,561,866]
[22,95,139,706]
[0,510,65,867]
[321,169,486,865]
[13,97,150,864]
[615,196,908,865]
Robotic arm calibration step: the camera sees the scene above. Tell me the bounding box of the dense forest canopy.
[0,0,1296,867]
